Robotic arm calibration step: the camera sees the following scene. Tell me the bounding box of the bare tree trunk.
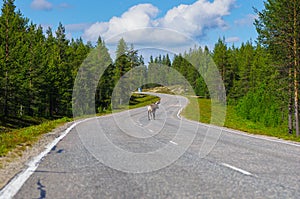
[293,0,299,137]
[294,68,299,137]
[289,66,293,134]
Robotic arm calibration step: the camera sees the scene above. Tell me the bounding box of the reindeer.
[147,101,160,120]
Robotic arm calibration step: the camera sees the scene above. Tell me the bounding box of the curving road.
[1,93,300,198]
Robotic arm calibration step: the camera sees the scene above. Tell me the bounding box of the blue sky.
[1,0,264,55]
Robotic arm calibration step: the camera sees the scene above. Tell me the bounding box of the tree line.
[0,0,91,118]
[0,0,145,119]
[161,0,300,137]
[1,0,299,137]
[146,0,300,137]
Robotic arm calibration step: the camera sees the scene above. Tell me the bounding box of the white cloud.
[158,0,234,37]
[83,4,159,42]
[83,0,235,49]
[31,0,53,11]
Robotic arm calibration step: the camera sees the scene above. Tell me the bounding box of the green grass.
[0,117,72,157]
[129,93,160,109]
[0,93,160,157]
[182,98,300,142]
[143,86,176,95]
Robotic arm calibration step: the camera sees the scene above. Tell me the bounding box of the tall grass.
[182,98,300,142]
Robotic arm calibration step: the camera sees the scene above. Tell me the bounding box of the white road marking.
[183,119,300,148]
[177,108,183,120]
[0,118,94,199]
[224,127,300,147]
[149,129,154,133]
[221,163,253,176]
[170,141,178,145]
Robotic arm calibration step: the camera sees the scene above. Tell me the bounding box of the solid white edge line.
[223,127,300,147]
[182,118,300,148]
[0,117,94,199]
[177,108,183,120]
[221,163,252,176]
[170,141,178,145]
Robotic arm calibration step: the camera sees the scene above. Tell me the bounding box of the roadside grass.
[142,86,176,95]
[0,116,49,133]
[3,91,298,159]
[0,93,159,158]
[0,117,72,157]
[128,93,160,109]
[182,98,300,142]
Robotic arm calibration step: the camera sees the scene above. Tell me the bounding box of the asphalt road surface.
[2,93,300,198]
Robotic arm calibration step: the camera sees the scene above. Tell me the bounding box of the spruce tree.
[255,0,300,136]
[0,0,29,116]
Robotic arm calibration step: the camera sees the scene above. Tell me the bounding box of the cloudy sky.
[2,0,264,56]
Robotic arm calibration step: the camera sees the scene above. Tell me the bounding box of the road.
[2,93,300,198]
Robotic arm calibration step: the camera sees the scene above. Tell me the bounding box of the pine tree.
[184,46,210,97]
[73,36,112,116]
[235,41,255,95]
[149,55,154,64]
[115,38,127,58]
[23,24,47,116]
[113,38,130,106]
[114,38,130,80]
[255,0,300,136]
[44,27,58,117]
[165,54,171,67]
[95,36,113,112]
[0,0,29,116]
[227,45,240,102]
[213,38,234,95]
[55,22,72,116]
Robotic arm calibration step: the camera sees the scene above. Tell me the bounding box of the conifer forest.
[0,0,300,137]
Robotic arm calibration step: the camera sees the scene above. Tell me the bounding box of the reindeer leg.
[148,111,150,120]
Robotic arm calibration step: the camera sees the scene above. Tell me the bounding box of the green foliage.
[0,1,92,119]
[1,0,299,146]
[183,98,300,142]
[236,84,283,127]
[128,94,160,108]
[255,0,300,136]
[0,1,147,122]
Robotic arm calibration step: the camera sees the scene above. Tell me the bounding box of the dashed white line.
[169,104,181,107]
[221,163,253,176]
[170,141,178,145]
